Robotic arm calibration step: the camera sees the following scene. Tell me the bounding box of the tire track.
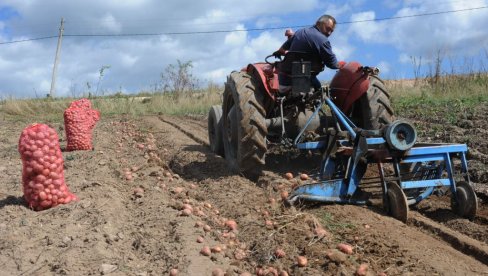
[158,116,208,146]
[413,194,488,245]
[410,212,488,266]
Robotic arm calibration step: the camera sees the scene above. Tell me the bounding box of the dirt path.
[0,114,487,275]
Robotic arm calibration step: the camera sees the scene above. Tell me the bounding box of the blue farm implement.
[288,93,478,222]
[208,52,478,222]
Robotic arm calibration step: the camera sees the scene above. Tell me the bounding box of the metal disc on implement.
[385,182,409,223]
[384,120,417,151]
[451,181,478,219]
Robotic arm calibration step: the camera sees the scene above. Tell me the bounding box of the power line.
[63,26,289,37]
[64,5,488,36]
[58,0,476,25]
[61,3,485,32]
[0,35,57,45]
[1,6,487,45]
[339,5,488,24]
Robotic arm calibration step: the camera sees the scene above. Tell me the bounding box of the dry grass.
[385,72,488,99]
[1,72,486,123]
[385,73,488,126]
[0,89,222,122]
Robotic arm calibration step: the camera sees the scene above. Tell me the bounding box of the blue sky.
[0,0,487,98]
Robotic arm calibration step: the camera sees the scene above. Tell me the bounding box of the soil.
[0,110,487,275]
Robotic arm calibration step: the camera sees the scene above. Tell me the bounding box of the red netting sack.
[18,124,78,211]
[64,99,100,151]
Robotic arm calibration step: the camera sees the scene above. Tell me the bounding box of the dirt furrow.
[414,194,488,243]
[410,212,488,266]
[159,115,209,146]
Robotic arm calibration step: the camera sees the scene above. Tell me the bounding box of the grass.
[1,72,486,123]
[318,211,356,233]
[394,95,486,124]
[0,88,222,122]
[386,73,488,125]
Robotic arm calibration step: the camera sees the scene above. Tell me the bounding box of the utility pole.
[49,17,64,98]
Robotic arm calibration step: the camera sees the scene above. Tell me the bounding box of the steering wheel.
[265,54,282,65]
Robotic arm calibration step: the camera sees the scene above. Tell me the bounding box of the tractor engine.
[266,101,323,140]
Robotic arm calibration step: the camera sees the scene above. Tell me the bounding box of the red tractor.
[208,52,478,223]
[208,52,394,178]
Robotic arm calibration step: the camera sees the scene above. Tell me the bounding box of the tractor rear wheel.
[353,75,394,130]
[222,71,268,178]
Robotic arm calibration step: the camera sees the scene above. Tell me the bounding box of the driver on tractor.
[273,14,346,94]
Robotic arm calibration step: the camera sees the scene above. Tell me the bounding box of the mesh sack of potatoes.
[64,98,100,151]
[18,123,78,211]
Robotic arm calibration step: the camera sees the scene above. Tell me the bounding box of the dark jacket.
[281,25,339,71]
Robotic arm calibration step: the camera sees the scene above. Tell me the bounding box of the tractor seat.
[278,51,324,95]
[279,51,324,75]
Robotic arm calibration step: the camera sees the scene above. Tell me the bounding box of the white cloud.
[399,53,412,64]
[382,1,401,10]
[1,0,487,97]
[330,35,354,61]
[248,32,280,56]
[224,25,247,46]
[324,4,353,18]
[254,16,282,29]
[347,11,387,42]
[384,2,486,55]
[120,53,138,68]
[202,68,228,81]
[344,0,488,72]
[105,0,149,7]
[376,61,390,74]
[99,13,122,33]
[0,0,326,97]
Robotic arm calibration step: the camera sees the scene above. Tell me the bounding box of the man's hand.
[338,61,346,69]
[273,50,282,59]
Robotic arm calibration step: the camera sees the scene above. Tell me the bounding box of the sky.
[0,0,487,98]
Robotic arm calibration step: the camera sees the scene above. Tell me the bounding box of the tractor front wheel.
[222,71,267,178]
[208,105,224,156]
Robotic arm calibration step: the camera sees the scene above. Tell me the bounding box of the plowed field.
[0,111,487,275]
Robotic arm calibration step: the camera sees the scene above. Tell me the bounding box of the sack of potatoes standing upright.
[64,98,100,151]
[18,123,77,211]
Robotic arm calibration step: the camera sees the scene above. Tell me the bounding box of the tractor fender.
[244,63,278,101]
[329,61,370,113]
